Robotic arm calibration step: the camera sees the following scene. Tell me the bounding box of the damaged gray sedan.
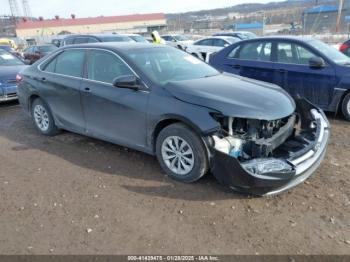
[17,43,330,196]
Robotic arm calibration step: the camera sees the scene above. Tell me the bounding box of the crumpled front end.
[209,99,330,196]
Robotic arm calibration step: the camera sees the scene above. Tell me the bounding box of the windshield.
[174,35,189,41]
[126,47,220,85]
[310,39,350,65]
[38,45,57,52]
[100,36,134,42]
[0,50,23,66]
[129,35,148,43]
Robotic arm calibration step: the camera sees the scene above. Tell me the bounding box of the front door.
[80,49,149,149]
[273,41,336,108]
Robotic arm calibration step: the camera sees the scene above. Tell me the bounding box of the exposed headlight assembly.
[242,158,293,175]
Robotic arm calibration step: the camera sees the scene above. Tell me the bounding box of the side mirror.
[112,75,140,90]
[224,44,230,47]
[309,57,326,69]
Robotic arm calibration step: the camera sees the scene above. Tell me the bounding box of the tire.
[191,53,199,58]
[177,45,183,50]
[31,98,60,136]
[156,123,209,183]
[342,93,350,121]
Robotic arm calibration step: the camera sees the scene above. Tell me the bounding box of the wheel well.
[339,89,350,113]
[28,94,40,115]
[152,119,180,151]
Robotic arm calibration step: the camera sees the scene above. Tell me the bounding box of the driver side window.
[87,50,133,84]
[277,42,317,65]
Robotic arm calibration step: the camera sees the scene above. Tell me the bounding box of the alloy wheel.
[33,104,50,132]
[161,136,194,175]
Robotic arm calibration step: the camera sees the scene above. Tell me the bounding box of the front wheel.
[156,123,209,183]
[342,93,350,121]
[31,98,60,136]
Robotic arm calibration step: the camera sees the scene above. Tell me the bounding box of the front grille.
[6,93,17,98]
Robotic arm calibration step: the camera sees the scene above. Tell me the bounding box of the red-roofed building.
[16,13,167,37]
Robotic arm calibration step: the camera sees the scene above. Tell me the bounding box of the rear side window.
[195,39,213,46]
[63,38,74,45]
[43,49,85,77]
[235,41,272,61]
[212,39,227,47]
[87,50,133,84]
[74,37,89,44]
[88,37,99,43]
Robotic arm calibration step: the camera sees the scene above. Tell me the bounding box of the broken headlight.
[242,158,293,175]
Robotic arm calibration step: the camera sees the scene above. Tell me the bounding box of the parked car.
[0,45,23,59]
[210,36,350,121]
[213,31,257,40]
[161,34,193,50]
[186,36,240,61]
[23,44,58,64]
[339,39,350,57]
[0,49,27,102]
[17,43,329,196]
[122,34,149,43]
[60,34,134,46]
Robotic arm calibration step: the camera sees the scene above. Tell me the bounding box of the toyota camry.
[17,43,330,196]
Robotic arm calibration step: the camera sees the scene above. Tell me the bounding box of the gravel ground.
[0,101,349,255]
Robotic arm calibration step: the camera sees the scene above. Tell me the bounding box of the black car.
[17,43,329,196]
[60,34,134,46]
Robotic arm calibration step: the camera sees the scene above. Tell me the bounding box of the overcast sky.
[1,0,283,18]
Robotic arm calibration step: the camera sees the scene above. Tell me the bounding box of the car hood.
[164,74,296,120]
[0,65,27,81]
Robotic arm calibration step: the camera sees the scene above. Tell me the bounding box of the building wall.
[16,19,166,37]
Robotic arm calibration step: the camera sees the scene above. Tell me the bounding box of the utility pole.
[336,0,344,32]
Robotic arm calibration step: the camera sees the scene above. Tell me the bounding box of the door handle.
[277,69,286,73]
[231,64,241,69]
[34,76,46,82]
[83,87,91,93]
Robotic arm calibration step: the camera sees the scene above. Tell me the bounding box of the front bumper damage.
[211,100,330,196]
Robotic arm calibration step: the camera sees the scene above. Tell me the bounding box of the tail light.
[16,74,23,83]
[339,43,349,52]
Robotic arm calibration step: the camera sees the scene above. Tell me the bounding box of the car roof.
[63,33,122,39]
[61,42,161,52]
[197,36,238,41]
[251,36,316,42]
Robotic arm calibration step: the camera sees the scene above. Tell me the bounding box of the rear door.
[38,49,86,132]
[272,41,336,108]
[221,40,274,83]
[80,49,149,149]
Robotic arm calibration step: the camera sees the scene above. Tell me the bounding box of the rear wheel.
[156,123,209,183]
[31,98,60,136]
[342,93,350,121]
